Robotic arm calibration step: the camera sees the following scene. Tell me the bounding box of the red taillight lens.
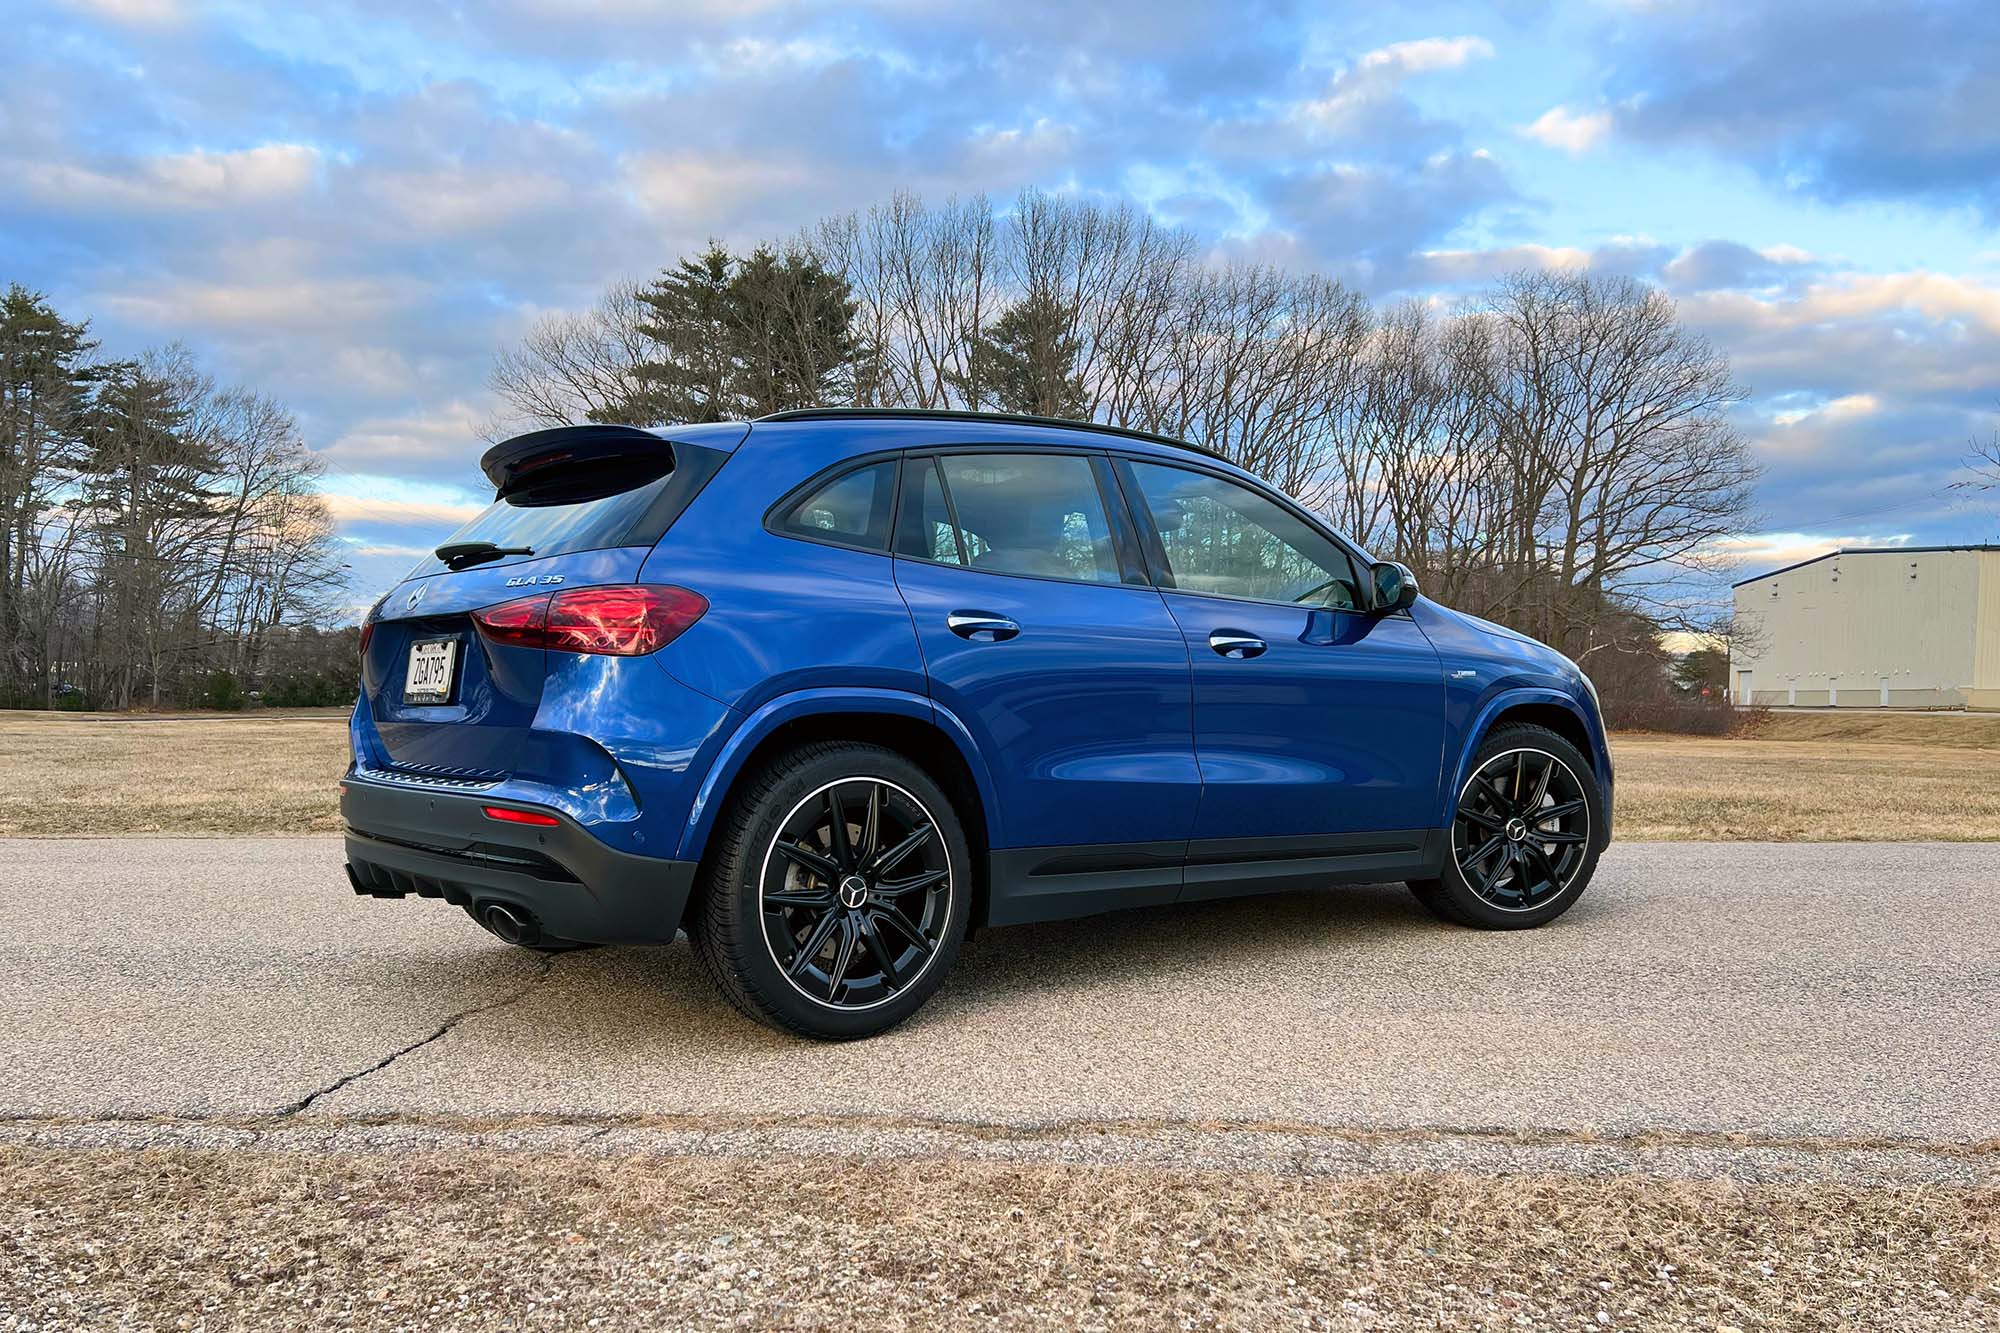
[544,585,707,656]
[482,805,561,827]
[470,592,552,648]
[470,585,705,656]
[359,621,374,655]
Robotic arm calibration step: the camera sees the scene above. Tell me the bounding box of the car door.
[1116,458,1446,882]
[892,448,1199,922]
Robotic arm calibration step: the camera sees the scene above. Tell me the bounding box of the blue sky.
[3,0,1997,607]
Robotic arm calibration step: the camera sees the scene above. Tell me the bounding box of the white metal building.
[1730,545,2000,710]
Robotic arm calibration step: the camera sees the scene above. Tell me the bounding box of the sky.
[3,0,1997,608]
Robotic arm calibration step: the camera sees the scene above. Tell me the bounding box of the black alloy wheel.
[1451,747,1591,911]
[759,777,955,1010]
[1408,722,1604,930]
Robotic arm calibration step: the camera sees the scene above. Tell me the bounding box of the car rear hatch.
[354,423,740,797]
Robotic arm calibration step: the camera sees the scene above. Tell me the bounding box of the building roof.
[1732,544,2000,587]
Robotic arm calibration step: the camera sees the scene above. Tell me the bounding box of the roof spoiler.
[478,425,670,496]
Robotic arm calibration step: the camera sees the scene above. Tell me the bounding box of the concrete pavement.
[2,838,1995,1144]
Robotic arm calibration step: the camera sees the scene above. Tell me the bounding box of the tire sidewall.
[1439,726,1605,929]
[720,745,972,1039]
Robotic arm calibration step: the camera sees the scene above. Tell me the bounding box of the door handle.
[1208,630,1266,659]
[947,612,1020,642]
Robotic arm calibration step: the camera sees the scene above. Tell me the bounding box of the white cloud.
[1358,36,1495,74]
[1519,105,1612,154]
[1710,531,1914,570]
[321,495,485,528]
[60,0,184,24]
[1771,393,1880,428]
[17,144,319,212]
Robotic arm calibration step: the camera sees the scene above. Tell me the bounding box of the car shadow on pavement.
[523,880,1456,1045]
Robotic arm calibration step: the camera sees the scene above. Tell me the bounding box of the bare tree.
[488,283,657,431]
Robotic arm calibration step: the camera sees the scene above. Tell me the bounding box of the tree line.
[492,191,1758,716]
[0,284,350,710]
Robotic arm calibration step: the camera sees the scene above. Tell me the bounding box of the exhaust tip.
[477,900,541,947]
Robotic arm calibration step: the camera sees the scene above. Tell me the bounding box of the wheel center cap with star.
[1504,817,1529,842]
[839,874,869,908]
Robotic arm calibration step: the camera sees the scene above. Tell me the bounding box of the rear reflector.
[471,585,707,656]
[482,806,561,827]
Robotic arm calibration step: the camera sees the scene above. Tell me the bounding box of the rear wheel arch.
[686,709,992,931]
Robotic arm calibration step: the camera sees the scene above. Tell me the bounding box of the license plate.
[403,638,458,705]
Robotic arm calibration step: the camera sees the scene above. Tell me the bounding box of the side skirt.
[984,830,1445,928]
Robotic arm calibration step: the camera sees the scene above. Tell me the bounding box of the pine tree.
[952,292,1089,419]
[630,242,738,423]
[0,285,97,703]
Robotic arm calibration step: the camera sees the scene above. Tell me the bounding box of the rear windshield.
[412,440,725,576]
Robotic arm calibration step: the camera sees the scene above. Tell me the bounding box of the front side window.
[914,453,1122,584]
[1127,460,1361,608]
[776,460,896,551]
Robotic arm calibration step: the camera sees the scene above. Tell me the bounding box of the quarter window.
[903,453,1123,585]
[1127,461,1361,608]
[776,461,896,551]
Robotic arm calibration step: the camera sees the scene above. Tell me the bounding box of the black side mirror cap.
[1370,561,1420,614]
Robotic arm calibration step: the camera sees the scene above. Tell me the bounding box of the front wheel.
[687,742,971,1040]
[1409,723,1605,929]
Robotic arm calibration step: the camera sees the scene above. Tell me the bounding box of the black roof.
[1733,544,2000,587]
[754,407,1228,462]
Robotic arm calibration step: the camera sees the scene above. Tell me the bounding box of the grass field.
[3,707,1996,840]
[4,1144,1993,1329]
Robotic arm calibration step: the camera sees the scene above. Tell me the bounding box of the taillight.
[471,585,706,657]
[471,592,551,648]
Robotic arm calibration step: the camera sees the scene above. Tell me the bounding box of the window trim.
[762,451,905,557]
[889,444,1154,591]
[1111,454,1387,614]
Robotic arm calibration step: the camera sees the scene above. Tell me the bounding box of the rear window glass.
[421,471,675,573]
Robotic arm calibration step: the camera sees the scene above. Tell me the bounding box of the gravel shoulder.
[4,1140,1995,1331]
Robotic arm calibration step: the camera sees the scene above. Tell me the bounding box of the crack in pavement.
[275,953,558,1118]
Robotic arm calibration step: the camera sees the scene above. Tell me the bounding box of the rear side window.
[913,453,1122,584]
[895,458,965,565]
[775,461,897,551]
[1127,460,1362,607]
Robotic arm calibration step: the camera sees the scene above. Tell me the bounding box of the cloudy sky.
[4,0,1997,604]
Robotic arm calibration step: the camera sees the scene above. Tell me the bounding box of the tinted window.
[1127,461,1360,607]
[895,457,965,565]
[430,475,672,568]
[929,453,1122,584]
[777,461,896,551]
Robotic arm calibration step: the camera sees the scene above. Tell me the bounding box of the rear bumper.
[340,777,696,945]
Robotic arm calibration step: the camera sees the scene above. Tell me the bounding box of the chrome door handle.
[1208,631,1266,659]
[947,612,1020,642]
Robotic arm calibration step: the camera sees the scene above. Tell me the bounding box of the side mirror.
[1370,561,1419,614]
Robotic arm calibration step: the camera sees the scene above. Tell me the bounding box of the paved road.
[2,838,1995,1143]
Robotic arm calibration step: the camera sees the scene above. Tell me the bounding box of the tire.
[687,741,972,1040]
[1409,722,1605,930]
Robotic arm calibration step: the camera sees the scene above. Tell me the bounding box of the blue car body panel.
[343,412,1612,943]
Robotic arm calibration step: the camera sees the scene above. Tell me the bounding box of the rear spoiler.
[478,425,673,497]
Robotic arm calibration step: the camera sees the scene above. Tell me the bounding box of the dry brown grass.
[1613,712,2000,841]
[2,1144,1994,1330]
[0,711,350,835]
[6,707,1997,841]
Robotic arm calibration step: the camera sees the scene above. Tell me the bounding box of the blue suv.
[344,409,1612,1038]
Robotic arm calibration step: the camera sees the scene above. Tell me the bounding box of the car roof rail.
[752,407,1230,463]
